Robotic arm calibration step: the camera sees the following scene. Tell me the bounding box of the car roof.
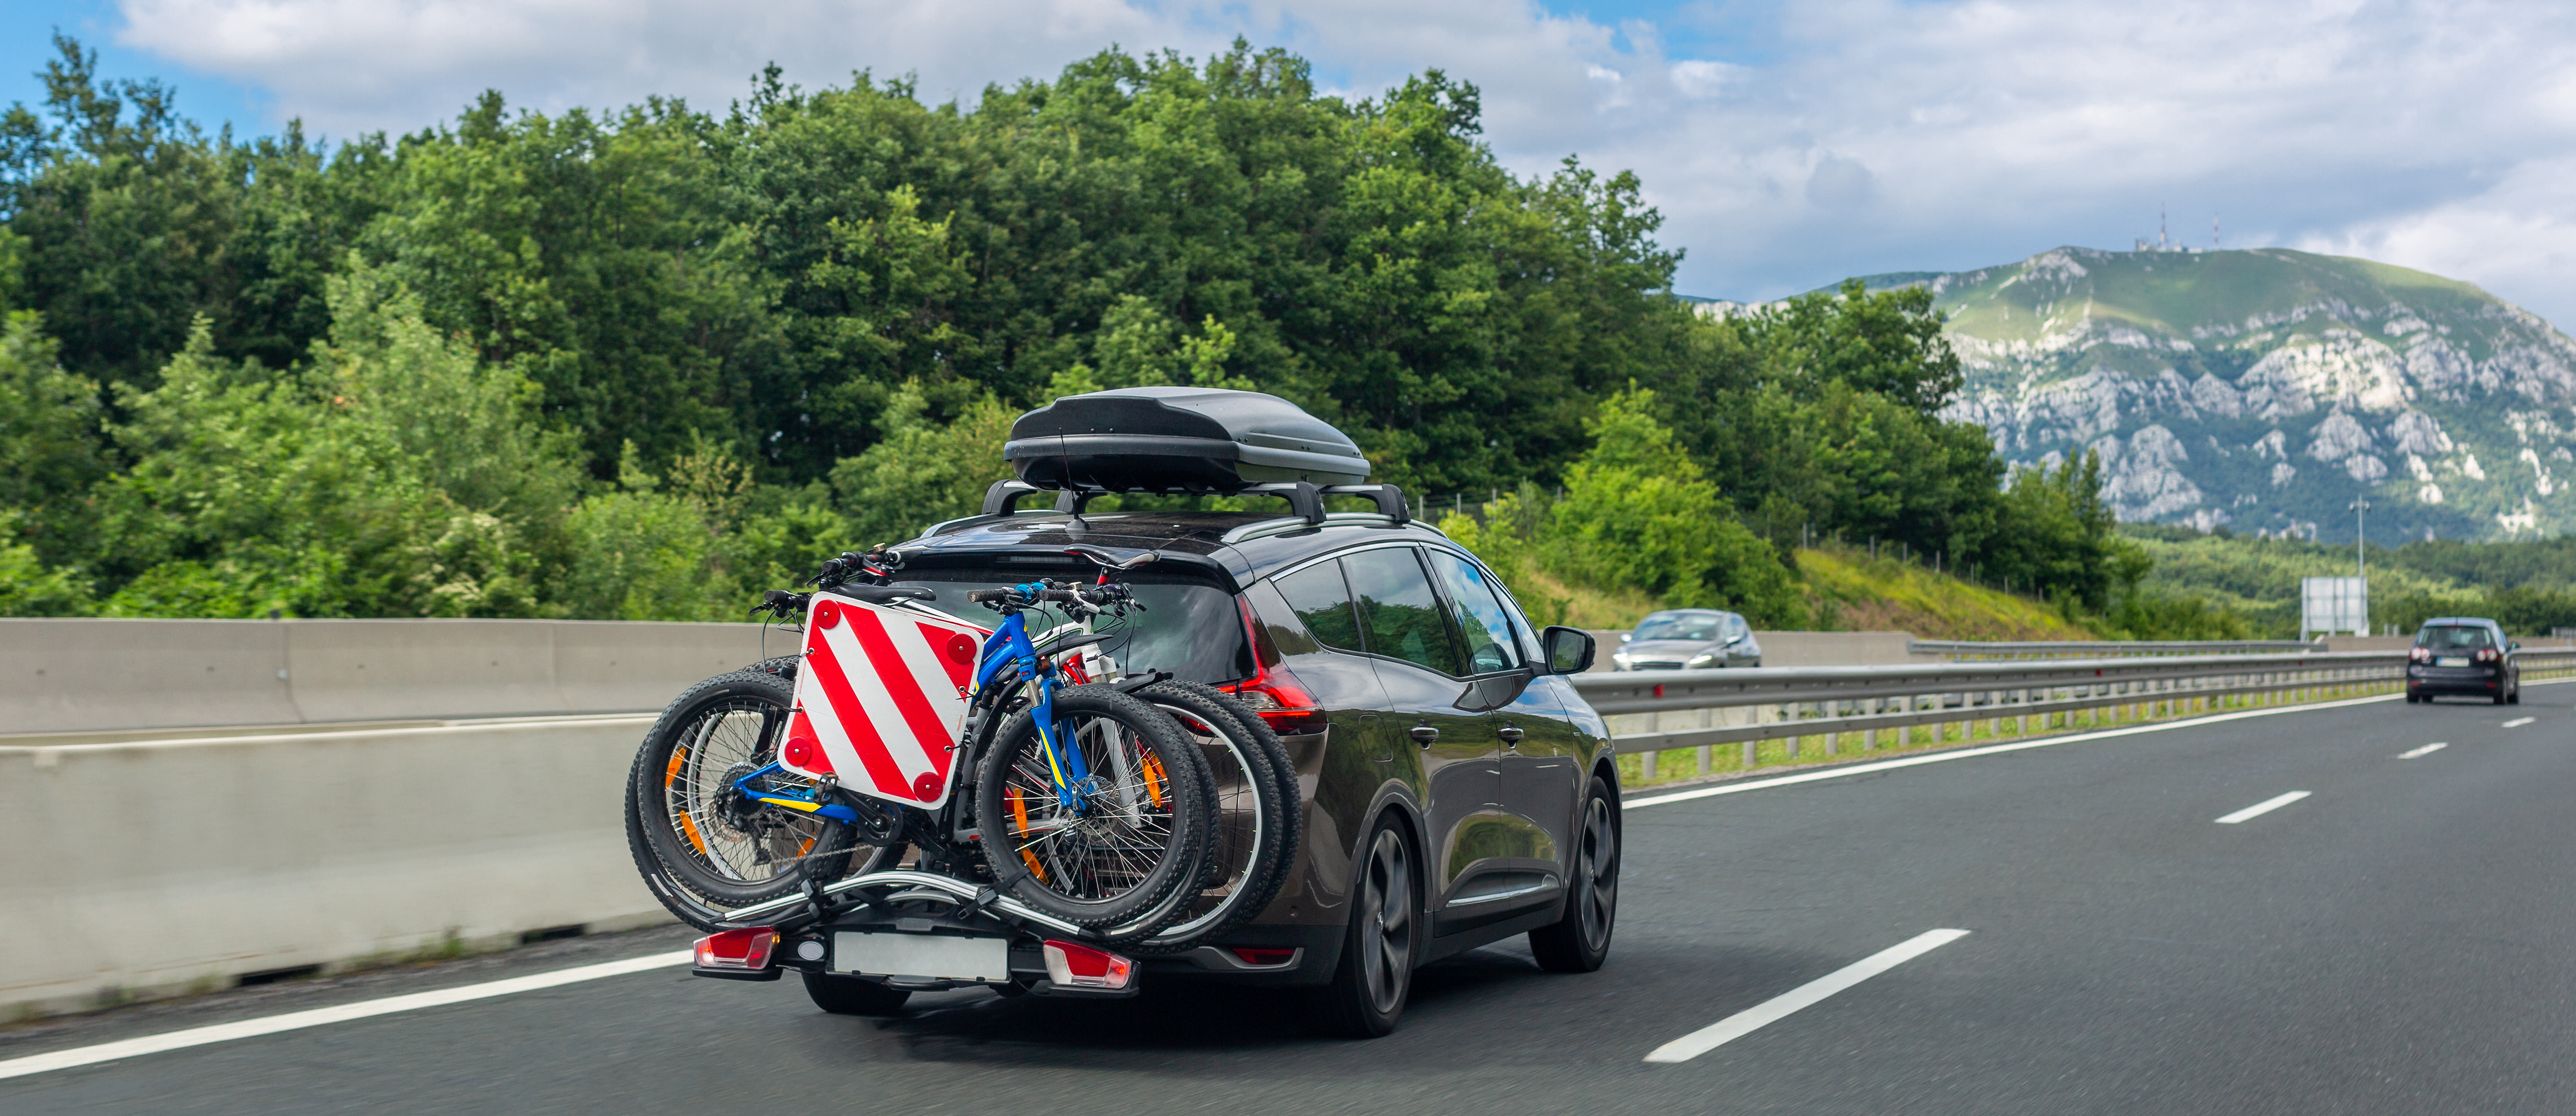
[2420,617,2502,627]
[901,509,1459,590]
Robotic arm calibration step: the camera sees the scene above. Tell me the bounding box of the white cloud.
[106,0,2576,330]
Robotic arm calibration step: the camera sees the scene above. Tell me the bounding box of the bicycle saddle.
[822,584,938,604]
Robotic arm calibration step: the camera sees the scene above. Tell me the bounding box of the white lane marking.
[2503,716,2536,728]
[1644,929,1971,1064]
[2396,742,2448,759]
[2214,791,2311,824]
[1626,688,2413,810]
[0,951,692,1082]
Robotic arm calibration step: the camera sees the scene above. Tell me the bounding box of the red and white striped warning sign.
[779,595,987,809]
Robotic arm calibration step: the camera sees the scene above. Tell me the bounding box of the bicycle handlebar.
[964,583,1132,608]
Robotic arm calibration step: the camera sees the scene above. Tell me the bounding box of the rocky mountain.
[1845,247,2576,543]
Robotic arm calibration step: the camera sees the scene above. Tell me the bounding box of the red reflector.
[1042,939,1135,990]
[1228,947,1297,966]
[694,927,778,970]
[783,736,816,767]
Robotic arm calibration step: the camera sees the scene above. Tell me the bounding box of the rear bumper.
[1143,924,1344,987]
[2408,665,2508,694]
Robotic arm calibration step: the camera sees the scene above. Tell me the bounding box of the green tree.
[829,382,1015,546]
[1446,388,1803,626]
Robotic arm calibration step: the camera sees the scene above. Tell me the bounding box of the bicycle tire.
[628,670,866,920]
[1120,680,1300,954]
[974,686,1216,936]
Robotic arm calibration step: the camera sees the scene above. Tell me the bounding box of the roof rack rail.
[1238,482,1410,525]
[979,480,1085,517]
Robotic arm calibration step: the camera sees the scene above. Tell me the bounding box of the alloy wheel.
[1358,827,1414,1015]
[1574,797,1618,952]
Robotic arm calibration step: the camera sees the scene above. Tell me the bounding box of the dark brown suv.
[881,504,1618,1035]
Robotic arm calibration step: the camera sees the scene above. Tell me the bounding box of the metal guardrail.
[1567,649,2576,777]
[1908,638,2323,659]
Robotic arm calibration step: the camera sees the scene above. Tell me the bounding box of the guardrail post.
[1640,748,1657,781]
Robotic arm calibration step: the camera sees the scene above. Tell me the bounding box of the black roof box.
[1004,387,1370,491]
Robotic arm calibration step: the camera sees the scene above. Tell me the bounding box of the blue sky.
[9,0,2576,329]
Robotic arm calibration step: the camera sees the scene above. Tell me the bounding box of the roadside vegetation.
[2128,525,2576,637]
[0,36,2382,632]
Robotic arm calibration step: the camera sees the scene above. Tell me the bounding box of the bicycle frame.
[968,583,1094,812]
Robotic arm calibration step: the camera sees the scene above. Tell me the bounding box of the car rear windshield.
[889,569,1251,683]
[1633,612,1725,642]
[2417,625,2495,650]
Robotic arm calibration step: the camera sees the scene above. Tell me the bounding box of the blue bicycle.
[963,572,1219,932]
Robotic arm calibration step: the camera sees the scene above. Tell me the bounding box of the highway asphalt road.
[7,686,2572,1114]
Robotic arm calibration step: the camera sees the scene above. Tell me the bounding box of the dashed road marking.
[1644,929,1971,1064]
[2502,716,2536,728]
[2397,742,2448,759]
[2215,791,2312,824]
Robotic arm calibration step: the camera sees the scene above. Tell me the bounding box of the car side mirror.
[1724,632,1746,646]
[1544,626,1596,675]
[2510,640,2522,650]
[1618,632,1632,644]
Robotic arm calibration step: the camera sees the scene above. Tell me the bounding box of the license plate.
[2437,656,2471,667]
[833,932,1010,981]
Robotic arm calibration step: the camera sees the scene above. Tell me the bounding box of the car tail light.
[1042,940,1135,990]
[2409,647,2431,662]
[1228,947,1298,967]
[694,927,778,970]
[1219,597,1329,733]
[2476,648,2501,662]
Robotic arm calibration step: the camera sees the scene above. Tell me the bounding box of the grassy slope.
[1795,548,2098,639]
[1508,548,2096,638]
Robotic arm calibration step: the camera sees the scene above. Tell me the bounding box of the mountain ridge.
[1704,246,2576,544]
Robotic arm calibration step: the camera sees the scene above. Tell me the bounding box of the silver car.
[1612,609,1761,670]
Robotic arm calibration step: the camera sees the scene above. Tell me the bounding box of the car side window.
[1340,547,1466,676]
[1273,560,1364,654]
[1425,549,1523,675]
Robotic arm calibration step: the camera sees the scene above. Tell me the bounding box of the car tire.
[1307,815,1419,1038]
[801,971,910,1016]
[1529,775,1619,974]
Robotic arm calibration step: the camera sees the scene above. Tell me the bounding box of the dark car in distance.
[1612,608,1761,670]
[866,500,1619,1036]
[2407,617,2521,705]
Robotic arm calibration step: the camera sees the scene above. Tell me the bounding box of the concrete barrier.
[0,716,663,1019]
[0,618,777,735]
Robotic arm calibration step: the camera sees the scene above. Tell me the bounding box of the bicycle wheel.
[628,670,874,927]
[1120,680,1300,953]
[975,686,1215,934]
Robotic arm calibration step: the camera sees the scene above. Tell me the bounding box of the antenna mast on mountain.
[2213,215,2221,249]
[2159,203,2169,249]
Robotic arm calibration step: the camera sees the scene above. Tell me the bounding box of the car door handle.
[1497,725,1524,746]
[1410,725,1440,747]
